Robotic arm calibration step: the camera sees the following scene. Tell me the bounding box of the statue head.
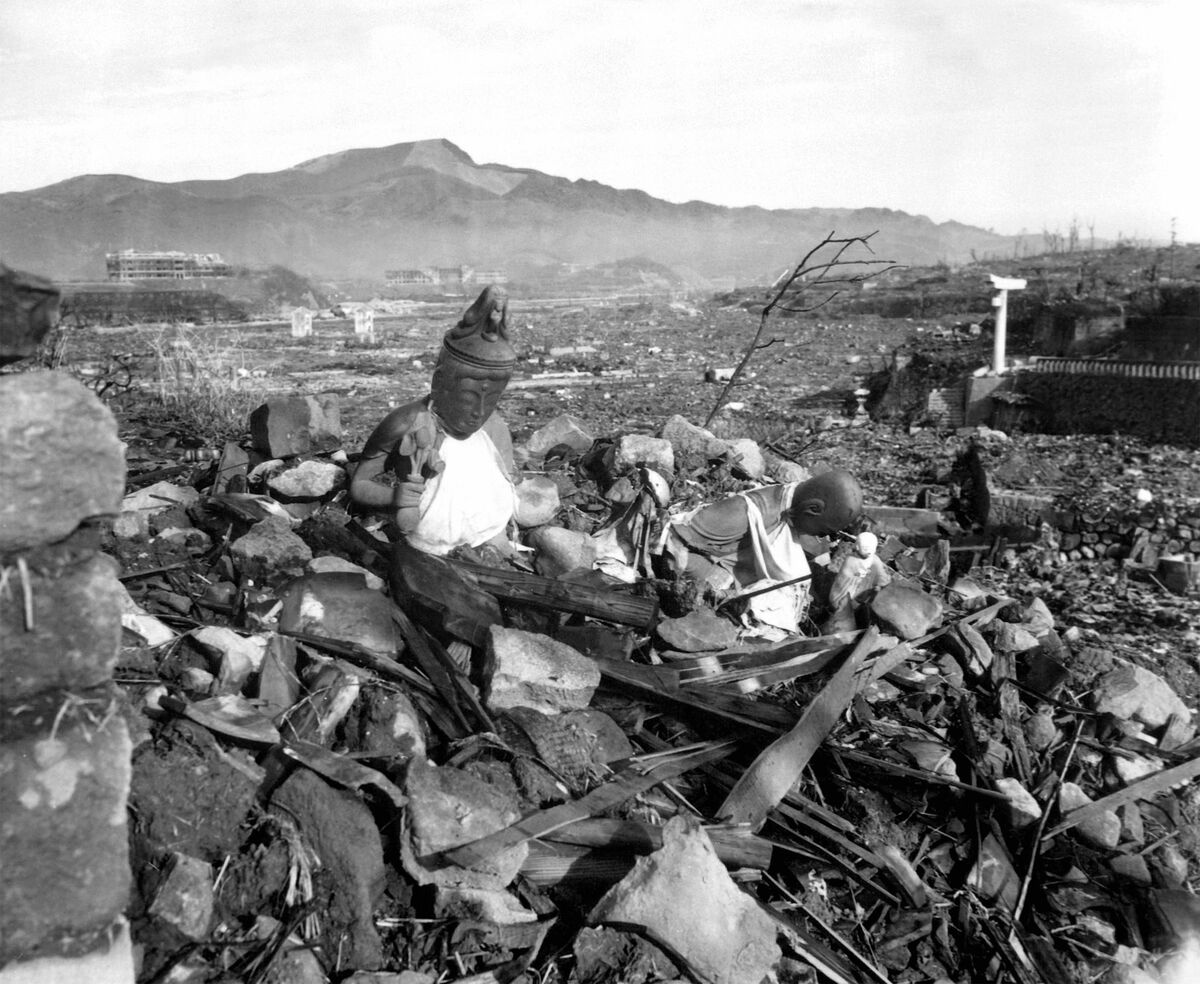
[787,470,864,537]
[430,286,516,438]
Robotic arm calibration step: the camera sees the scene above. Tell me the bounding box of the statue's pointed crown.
[441,285,516,371]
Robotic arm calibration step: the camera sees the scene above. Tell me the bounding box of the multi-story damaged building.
[106,249,231,281]
[384,265,508,290]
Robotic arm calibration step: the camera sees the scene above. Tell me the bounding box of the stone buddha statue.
[350,286,518,555]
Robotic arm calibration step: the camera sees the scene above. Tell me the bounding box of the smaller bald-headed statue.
[350,286,518,555]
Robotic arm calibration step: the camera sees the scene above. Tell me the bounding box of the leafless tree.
[703,231,899,428]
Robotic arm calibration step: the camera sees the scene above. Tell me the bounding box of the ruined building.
[105,250,230,282]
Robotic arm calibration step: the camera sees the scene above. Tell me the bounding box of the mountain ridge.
[0,138,1021,282]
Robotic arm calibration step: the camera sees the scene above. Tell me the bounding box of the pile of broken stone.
[110,396,1199,984]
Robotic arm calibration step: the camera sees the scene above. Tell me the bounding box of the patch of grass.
[144,327,271,445]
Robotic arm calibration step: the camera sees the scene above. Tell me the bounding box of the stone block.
[277,572,398,655]
[656,609,739,654]
[402,759,527,890]
[1060,782,1121,849]
[605,435,675,478]
[0,554,124,700]
[484,626,601,715]
[964,375,1012,427]
[727,438,765,479]
[522,414,594,460]
[0,373,124,551]
[660,415,726,458]
[989,490,1057,528]
[249,394,341,458]
[514,476,561,528]
[588,815,780,984]
[0,699,132,965]
[147,853,213,941]
[869,582,944,640]
[0,918,135,984]
[0,264,59,366]
[267,460,346,501]
[229,519,313,584]
[1093,662,1193,732]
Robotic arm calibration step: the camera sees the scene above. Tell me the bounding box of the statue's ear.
[798,496,826,517]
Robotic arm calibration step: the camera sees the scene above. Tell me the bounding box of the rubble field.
[40,298,1200,984]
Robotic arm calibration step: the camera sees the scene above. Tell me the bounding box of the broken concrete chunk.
[278,571,399,655]
[267,459,346,500]
[996,777,1043,831]
[250,394,341,458]
[528,526,601,578]
[1093,662,1194,734]
[148,853,213,941]
[1110,854,1153,885]
[1060,782,1121,849]
[114,480,201,539]
[655,608,740,654]
[588,815,780,984]
[0,372,125,551]
[605,434,675,478]
[189,626,267,693]
[514,475,561,527]
[870,582,944,640]
[991,621,1041,654]
[660,414,728,458]
[523,413,594,460]
[727,438,765,479]
[1151,843,1190,888]
[485,626,601,715]
[1024,704,1060,752]
[402,759,527,890]
[1019,596,1056,637]
[230,518,314,584]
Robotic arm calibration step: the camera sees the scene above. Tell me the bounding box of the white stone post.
[291,308,313,338]
[354,308,375,339]
[989,274,1027,373]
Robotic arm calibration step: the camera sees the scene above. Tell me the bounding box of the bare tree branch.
[702,231,900,429]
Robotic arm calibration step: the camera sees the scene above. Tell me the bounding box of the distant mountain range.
[0,138,1023,284]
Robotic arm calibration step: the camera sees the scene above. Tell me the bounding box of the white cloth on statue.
[737,487,810,633]
[407,428,517,556]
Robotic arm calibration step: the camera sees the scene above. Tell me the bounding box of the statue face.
[431,365,509,438]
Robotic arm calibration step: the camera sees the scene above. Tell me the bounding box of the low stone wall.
[1015,364,1200,448]
[1,362,134,978]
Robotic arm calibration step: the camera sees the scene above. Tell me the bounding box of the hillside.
[0,138,1024,282]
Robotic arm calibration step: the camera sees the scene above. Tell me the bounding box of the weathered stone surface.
[514,476,561,528]
[189,626,267,693]
[522,413,594,460]
[0,263,59,365]
[0,917,136,984]
[869,582,944,640]
[528,526,600,578]
[434,885,536,924]
[307,554,385,590]
[278,571,398,654]
[147,853,213,941]
[763,452,811,485]
[229,519,313,584]
[1,553,124,700]
[727,438,765,479]
[0,702,132,965]
[1060,782,1121,849]
[267,459,346,500]
[271,769,385,970]
[996,777,1043,831]
[660,415,727,457]
[992,621,1041,654]
[0,372,124,551]
[484,627,600,715]
[588,816,780,984]
[656,609,739,654]
[250,394,341,458]
[1110,854,1153,885]
[1093,663,1194,732]
[403,759,527,890]
[606,434,675,478]
[112,480,200,539]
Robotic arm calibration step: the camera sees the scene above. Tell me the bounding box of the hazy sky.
[1,0,1192,240]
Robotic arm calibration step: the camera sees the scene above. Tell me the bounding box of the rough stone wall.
[1,270,135,981]
[1015,371,1200,448]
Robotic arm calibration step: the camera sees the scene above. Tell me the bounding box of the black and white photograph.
[1,2,1196,982]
